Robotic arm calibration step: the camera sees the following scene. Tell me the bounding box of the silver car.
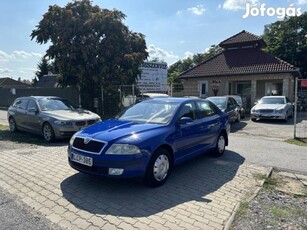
[7,96,101,142]
[250,96,293,122]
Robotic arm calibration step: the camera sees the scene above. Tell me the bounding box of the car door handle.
[208,123,218,128]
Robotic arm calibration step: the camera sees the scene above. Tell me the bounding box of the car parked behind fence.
[250,96,293,122]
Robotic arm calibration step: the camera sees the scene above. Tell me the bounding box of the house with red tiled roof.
[177,30,300,110]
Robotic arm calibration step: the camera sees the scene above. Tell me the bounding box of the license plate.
[71,153,93,167]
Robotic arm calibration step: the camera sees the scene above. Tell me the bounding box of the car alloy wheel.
[145,148,171,187]
[43,123,55,142]
[214,133,226,157]
[9,117,17,132]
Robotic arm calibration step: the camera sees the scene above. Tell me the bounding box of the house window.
[198,81,208,98]
[236,83,251,95]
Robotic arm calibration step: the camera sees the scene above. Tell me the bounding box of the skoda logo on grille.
[84,137,91,144]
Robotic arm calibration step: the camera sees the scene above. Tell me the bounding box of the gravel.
[231,173,307,230]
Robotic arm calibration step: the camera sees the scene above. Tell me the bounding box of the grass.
[269,206,292,219]
[253,173,268,181]
[285,138,307,146]
[235,201,249,218]
[0,124,7,131]
[263,175,283,190]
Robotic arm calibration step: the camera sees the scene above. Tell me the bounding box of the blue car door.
[173,102,207,162]
[196,100,221,146]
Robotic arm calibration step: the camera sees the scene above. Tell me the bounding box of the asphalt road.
[225,134,307,174]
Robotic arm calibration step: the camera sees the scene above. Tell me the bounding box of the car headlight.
[69,133,77,146]
[54,120,73,126]
[275,109,285,114]
[105,144,141,155]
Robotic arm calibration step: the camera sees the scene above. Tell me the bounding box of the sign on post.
[137,62,168,92]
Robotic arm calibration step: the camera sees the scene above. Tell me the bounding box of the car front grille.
[72,137,105,154]
[259,109,274,113]
[75,120,97,127]
[75,121,86,126]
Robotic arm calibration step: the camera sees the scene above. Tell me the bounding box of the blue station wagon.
[68,97,230,187]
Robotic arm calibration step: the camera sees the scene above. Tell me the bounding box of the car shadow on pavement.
[0,129,68,146]
[60,150,245,217]
[230,121,247,133]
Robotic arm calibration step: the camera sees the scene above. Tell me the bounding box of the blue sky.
[0,0,306,81]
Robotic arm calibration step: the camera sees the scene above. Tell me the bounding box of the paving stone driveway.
[0,142,270,230]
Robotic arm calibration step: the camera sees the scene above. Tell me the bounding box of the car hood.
[42,110,99,120]
[77,119,164,143]
[253,104,286,110]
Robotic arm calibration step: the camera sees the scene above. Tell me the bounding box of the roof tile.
[179,48,298,79]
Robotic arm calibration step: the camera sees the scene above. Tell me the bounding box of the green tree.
[168,45,222,85]
[31,0,148,113]
[33,56,51,84]
[263,13,307,78]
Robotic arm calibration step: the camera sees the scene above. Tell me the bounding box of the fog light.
[108,168,124,175]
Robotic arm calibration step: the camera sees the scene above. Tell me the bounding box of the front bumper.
[250,112,286,120]
[53,122,98,139]
[67,147,149,179]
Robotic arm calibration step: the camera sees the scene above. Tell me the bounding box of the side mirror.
[178,117,193,124]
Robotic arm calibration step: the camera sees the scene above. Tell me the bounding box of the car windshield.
[233,97,242,105]
[259,98,285,105]
[207,98,226,109]
[116,100,180,124]
[38,98,77,111]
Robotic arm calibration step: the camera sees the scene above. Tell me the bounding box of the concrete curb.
[223,166,273,230]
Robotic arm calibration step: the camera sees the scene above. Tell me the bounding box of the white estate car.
[250,96,293,122]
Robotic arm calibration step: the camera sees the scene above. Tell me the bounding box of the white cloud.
[13,51,33,59]
[223,0,258,11]
[187,5,206,15]
[0,50,11,61]
[0,67,12,74]
[184,51,194,59]
[177,5,206,16]
[147,44,179,60]
[298,0,307,5]
[176,10,183,16]
[0,50,43,62]
[0,50,43,80]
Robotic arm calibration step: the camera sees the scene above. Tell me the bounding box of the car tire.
[42,123,55,142]
[9,117,18,132]
[284,113,288,122]
[144,148,171,187]
[251,118,257,122]
[213,132,226,157]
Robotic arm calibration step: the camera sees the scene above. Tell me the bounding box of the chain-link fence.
[294,78,307,139]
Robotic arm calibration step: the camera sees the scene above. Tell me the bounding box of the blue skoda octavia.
[68,97,230,187]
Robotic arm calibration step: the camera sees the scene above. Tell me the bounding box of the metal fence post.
[294,77,298,139]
